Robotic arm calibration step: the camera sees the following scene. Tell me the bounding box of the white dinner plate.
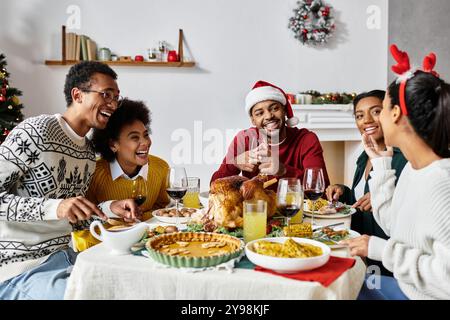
[303,202,356,219]
[144,218,188,231]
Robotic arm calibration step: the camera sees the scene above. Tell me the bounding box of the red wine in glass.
[132,178,147,210]
[133,195,147,206]
[303,168,325,227]
[304,190,323,201]
[166,188,187,201]
[167,167,188,226]
[276,178,303,237]
[278,205,301,218]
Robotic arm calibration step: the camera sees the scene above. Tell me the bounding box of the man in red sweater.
[210,80,330,189]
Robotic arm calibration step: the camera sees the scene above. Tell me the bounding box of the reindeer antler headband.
[390,44,440,116]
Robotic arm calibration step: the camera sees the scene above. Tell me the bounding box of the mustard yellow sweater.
[86,155,170,220]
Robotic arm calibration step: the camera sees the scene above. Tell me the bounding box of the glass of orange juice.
[243,200,267,243]
[182,177,201,208]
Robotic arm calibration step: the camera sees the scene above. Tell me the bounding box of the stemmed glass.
[277,178,303,237]
[250,133,270,178]
[131,177,147,220]
[303,168,325,228]
[166,167,188,226]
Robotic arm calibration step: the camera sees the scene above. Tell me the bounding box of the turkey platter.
[204,175,278,229]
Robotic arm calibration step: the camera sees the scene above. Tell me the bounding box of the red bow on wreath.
[390,44,440,116]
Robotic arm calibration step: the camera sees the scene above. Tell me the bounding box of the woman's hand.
[325,184,345,202]
[340,235,370,257]
[362,133,394,159]
[110,199,142,221]
[352,192,372,212]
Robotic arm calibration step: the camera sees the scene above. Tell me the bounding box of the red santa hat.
[245,80,299,127]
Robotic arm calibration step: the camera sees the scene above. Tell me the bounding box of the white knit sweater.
[0,114,97,283]
[368,157,450,300]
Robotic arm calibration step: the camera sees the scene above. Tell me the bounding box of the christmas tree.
[0,53,25,144]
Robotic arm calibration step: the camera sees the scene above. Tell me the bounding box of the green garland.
[302,90,357,104]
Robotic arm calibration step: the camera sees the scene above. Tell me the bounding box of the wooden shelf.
[44,60,195,67]
[46,27,195,68]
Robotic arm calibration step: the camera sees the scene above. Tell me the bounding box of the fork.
[312,221,345,232]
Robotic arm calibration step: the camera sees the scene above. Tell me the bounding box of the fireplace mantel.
[292,104,360,142]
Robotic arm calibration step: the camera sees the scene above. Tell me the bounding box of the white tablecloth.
[64,243,366,300]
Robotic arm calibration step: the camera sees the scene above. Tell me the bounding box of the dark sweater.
[341,147,407,276]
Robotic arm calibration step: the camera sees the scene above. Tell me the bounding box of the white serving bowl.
[152,207,197,224]
[245,237,331,273]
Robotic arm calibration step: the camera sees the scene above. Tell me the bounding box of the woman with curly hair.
[342,46,450,300]
[86,99,170,221]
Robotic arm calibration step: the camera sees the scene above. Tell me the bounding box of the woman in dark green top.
[326,90,407,276]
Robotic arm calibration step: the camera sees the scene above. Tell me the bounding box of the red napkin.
[254,256,356,287]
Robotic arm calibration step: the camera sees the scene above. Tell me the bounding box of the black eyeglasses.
[82,89,123,105]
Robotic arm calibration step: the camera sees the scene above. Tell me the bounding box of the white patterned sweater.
[368,157,450,300]
[0,114,97,282]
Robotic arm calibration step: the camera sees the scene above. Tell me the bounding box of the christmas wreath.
[288,0,335,45]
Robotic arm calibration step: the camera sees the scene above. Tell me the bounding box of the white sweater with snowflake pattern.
[0,114,99,283]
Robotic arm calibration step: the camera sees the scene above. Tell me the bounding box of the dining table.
[64,218,367,300]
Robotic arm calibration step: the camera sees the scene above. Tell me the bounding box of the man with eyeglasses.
[0,61,139,300]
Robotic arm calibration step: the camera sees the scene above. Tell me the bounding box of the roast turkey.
[207,175,277,228]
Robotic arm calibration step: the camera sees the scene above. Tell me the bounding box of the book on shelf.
[75,35,81,61]
[80,35,88,61]
[65,32,75,60]
[63,29,97,61]
[72,33,77,60]
[86,38,97,61]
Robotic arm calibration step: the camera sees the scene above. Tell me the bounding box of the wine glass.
[276,178,303,237]
[131,177,147,220]
[166,167,188,226]
[250,133,270,178]
[302,168,325,228]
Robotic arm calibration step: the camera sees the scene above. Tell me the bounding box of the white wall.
[0,0,388,190]
[388,0,450,84]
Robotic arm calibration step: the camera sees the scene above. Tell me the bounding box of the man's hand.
[110,199,142,221]
[340,235,370,257]
[255,143,286,176]
[325,184,345,202]
[57,196,107,223]
[352,192,372,212]
[233,147,259,173]
[362,133,394,159]
[258,160,286,176]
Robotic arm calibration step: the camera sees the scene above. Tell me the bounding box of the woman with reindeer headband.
[341,45,450,300]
